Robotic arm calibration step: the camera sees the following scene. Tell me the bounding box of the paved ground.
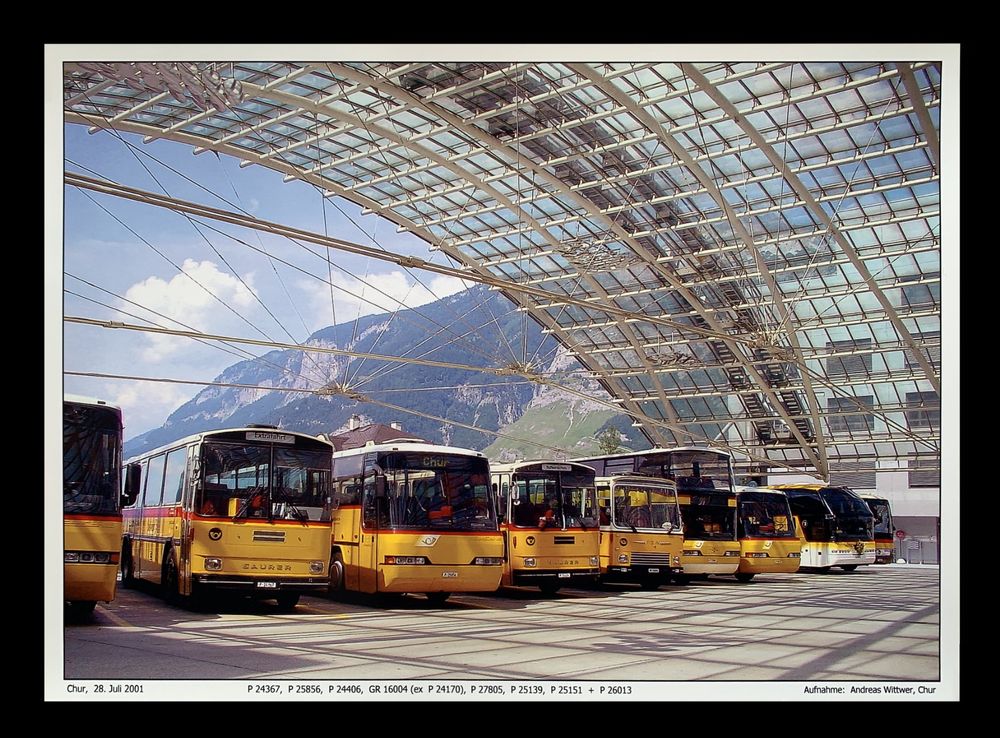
[51,564,954,701]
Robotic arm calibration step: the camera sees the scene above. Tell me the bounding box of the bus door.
[178,446,197,595]
[142,453,167,583]
[359,466,382,593]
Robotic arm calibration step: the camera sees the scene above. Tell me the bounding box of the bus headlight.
[617,554,628,563]
[788,552,801,558]
[64,552,79,562]
[683,550,702,556]
[672,556,680,565]
[523,558,537,567]
[385,556,427,565]
[80,552,94,562]
[473,557,503,565]
[589,556,599,566]
[310,561,325,574]
[745,552,769,558]
[724,550,740,557]
[205,558,223,571]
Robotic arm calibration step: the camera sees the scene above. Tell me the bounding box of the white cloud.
[107,381,196,440]
[298,270,472,332]
[122,259,258,361]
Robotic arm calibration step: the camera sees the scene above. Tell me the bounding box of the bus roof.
[572,446,734,462]
[595,474,677,488]
[331,441,485,459]
[64,394,123,414]
[490,460,595,474]
[759,483,852,493]
[126,426,332,462]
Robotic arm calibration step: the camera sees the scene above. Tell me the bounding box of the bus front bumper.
[512,568,600,586]
[379,564,502,593]
[603,565,682,581]
[193,574,329,594]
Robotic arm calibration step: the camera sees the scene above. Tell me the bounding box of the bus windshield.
[612,483,680,531]
[819,488,874,540]
[738,492,795,538]
[509,472,598,529]
[378,452,496,531]
[64,403,121,515]
[200,442,331,520]
[867,499,893,536]
[680,492,736,540]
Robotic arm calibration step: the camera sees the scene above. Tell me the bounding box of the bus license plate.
[648,568,660,573]
[442,571,458,578]
[256,581,277,588]
[558,572,571,578]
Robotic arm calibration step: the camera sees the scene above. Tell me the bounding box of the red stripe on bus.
[361,529,501,537]
[64,513,122,522]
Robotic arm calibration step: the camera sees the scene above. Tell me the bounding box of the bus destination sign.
[246,431,296,444]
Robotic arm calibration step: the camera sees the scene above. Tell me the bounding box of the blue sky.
[62,123,473,440]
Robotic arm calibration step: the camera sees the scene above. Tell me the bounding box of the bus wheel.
[639,578,661,591]
[539,581,561,596]
[840,564,858,571]
[120,541,136,589]
[735,573,755,583]
[275,593,300,611]
[328,552,345,597]
[426,592,450,605]
[66,601,96,620]
[162,550,181,605]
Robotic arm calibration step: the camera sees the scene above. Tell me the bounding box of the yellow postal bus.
[122,424,333,609]
[734,486,801,582]
[491,461,600,594]
[762,484,876,572]
[595,475,683,589]
[860,494,896,564]
[329,442,503,604]
[63,395,139,618]
[576,447,741,581]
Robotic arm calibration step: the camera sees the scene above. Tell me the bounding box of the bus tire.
[275,593,300,611]
[162,549,181,605]
[426,591,450,605]
[840,564,858,571]
[121,540,136,589]
[66,600,97,620]
[735,573,755,583]
[538,581,561,595]
[328,551,345,597]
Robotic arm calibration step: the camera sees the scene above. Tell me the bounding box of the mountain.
[123,285,649,460]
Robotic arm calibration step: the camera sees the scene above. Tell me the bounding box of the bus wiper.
[272,486,309,524]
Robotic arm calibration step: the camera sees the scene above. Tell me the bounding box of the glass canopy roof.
[62,58,945,480]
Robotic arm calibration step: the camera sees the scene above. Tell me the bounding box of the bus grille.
[629,552,673,565]
[554,536,575,545]
[253,530,286,543]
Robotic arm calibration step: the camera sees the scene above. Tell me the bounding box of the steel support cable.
[78,104,516,376]
[353,298,528,390]
[72,104,331,387]
[327,64,523,371]
[64,170,758,347]
[65,367,820,479]
[72,174,512,376]
[65,316,825,476]
[64,275,329,391]
[64,370,575,457]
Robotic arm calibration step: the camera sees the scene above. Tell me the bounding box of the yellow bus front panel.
[738,538,802,576]
[188,517,331,595]
[600,530,683,582]
[374,531,503,594]
[681,539,741,575]
[64,516,121,603]
[503,526,600,587]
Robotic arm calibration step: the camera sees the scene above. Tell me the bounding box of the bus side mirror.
[121,463,141,507]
